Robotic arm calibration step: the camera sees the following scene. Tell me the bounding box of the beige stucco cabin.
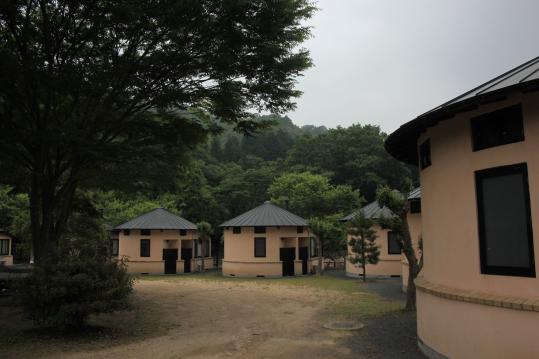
[220,201,320,277]
[113,208,213,274]
[386,56,539,359]
[343,201,402,277]
[0,229,14,266]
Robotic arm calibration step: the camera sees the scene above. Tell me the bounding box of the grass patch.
[137,270,403,319]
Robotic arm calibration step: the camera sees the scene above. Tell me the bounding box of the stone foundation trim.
[415,277,539,312]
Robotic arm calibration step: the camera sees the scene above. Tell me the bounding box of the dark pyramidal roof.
[220,201,308,227]
[342,187,420,221]
[341,200,394,221]
[115,208,197,230]
[386,56,539,165]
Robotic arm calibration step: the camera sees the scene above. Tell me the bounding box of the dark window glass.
[475,163,535,277]
[179,229,187,236]
[297,226,303,233]
[254,237,266,257]
[233,227,241,234]
[140,239,151,257]
[254,226,266,234]
[471,104,524,151]
[123,229,130,236]
[0,239,9,255]
[141,229,151,236]
[388,232,401,254]
[111,239,119,256]
[419,139,431,170]
[410,199,421,214]
[195,240,199,257]
[204,240,210,257]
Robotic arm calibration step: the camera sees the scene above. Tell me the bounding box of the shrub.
[17,252,133,329]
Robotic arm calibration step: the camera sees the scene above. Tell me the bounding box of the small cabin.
[220,201,319,277]
[343,201,402,277]
[113,208,212,274]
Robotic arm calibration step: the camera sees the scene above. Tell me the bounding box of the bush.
[17,253,133,329]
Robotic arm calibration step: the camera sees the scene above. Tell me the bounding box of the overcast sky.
[288,0,539,133]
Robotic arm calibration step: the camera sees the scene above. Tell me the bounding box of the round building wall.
[416,91,539,358]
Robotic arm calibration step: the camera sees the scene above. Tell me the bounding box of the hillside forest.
[1,115,417,261]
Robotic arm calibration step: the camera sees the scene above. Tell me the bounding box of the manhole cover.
[323,321,364,331]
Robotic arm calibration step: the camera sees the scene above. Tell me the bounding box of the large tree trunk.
[401,214,419,311]
[29,162,80,263]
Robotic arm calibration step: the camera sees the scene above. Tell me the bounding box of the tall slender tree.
[347,211,380,282]
[376,186,422,311]
[0,1,315,262]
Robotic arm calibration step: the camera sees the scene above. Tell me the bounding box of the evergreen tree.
[347,211,380,282]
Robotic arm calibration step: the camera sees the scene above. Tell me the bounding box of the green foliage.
[197,221,213,241]
[17,253,133,329]
[347,211,380,272]
[0,1,315,260]
[287,124,416,200]
[309,214,347,259]
[269,172,361,218]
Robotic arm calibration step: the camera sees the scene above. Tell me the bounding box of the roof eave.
[385,80,539,165]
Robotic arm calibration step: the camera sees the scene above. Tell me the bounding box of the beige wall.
[222,226,317,277]
[0,233,13,266]
[116,229,213,274]
[346,224,402,277]
[416,91,539,357]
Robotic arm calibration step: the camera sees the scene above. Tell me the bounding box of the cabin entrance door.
[299,247,309,275]
[280,248,296,276]
[181,248,192,273]
[163,249,178,274]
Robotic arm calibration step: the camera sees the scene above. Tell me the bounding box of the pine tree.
[347,211,380,282]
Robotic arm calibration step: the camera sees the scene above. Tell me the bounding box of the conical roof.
[386,56,539,164]
[114,208,197,230]
[220,201,308,227]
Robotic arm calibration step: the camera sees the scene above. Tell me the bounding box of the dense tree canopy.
[286,124,415,200]
[0,0,315,260]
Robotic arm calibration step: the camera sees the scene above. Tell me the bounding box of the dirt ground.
[0,273,424,359]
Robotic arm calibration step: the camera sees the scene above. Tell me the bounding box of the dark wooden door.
[181,248,192,273]
[163,249,178,274]
[299,247,308,275]
[280,248,296,276]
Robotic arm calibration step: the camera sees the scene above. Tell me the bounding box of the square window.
[141,229,151,236]
[409,199,421,214]
[475,163,535,277]
[254,237,266,257]
[254,226,266,234]
[297,226,304,234]
[233,227,241,234]
[140,239,151,257]
[419,139,431,170]
[123,229,130,236]
[179,229,187,236]
[471,104,524,151]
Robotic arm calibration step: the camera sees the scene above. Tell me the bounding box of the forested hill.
[0,114,416,260]
[154,114,417,229]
